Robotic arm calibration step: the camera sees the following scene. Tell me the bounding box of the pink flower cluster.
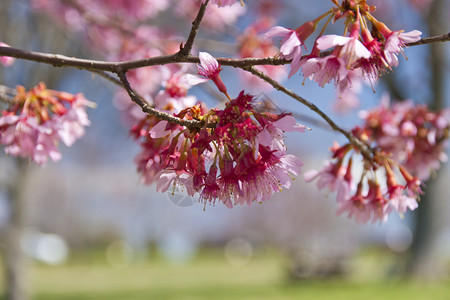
[133,92,305,208]
[266,1,422,94]
[0,83,91,165]
[360,96,450,181]
[305,97,449,224]
[305,141,422,224]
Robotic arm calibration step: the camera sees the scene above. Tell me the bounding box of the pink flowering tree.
[0,0,449,297]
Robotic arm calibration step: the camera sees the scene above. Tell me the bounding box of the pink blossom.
[0,114,38,160]
[183,52,228,96]
[299,56,321,79]
[55,95,91,146]
[155,170,193,196]
[149,120,170,139]
[196,52,222,80]
[316,34,371,68]
[337,194,372,224]
[0,42,15,66]
[333,72,363,113]
[0,114,63,165]
[233,150,277,205]
[365,183,391,223]
[217,157,241,207]
[309,55,348,87]
[265,26,303,77]
[256,115,306,155]
[154,67,197,113]
[304,160,351,204]
[199,164,220,204]
[388,186,418,215]
[337,178,391,224]
[268,154,303,189]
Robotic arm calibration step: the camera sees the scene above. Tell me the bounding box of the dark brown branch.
[242,66,373,161]
[0,46,119,71]
[179,0,210,57]
[117,70,206,129]
[0,33,447,72]
[0,47,285,71]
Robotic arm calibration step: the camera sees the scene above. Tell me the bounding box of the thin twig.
[179,0,210,57]
[117,70,207,128]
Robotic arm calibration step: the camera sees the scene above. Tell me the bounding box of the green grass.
[1,249,450,300]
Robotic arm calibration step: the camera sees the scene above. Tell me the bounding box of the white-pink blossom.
[266,26,303,77]
[304,160,351,204]
[316,34,371,68]
[257,115,307,156]
[309,55,348,87]
[183,52,228,96]
[384,30,422,67]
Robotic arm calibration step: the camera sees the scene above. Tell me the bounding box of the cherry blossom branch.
[116,70,206,128]
[0,32,448,71]
[0,47,280,71]
[242,66,374,160]
[179,0,210,57]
